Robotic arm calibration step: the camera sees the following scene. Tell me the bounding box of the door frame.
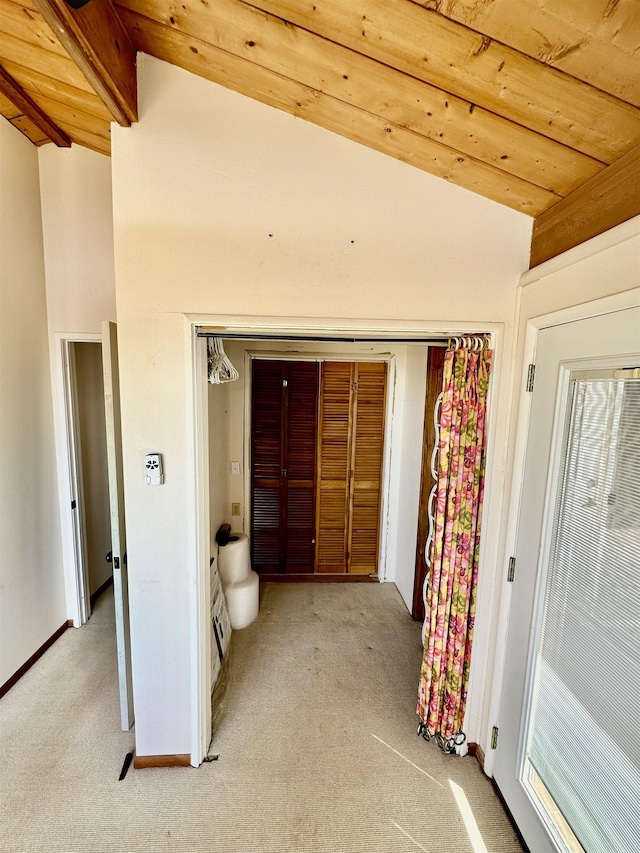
[52,332,102,628]
[483,286,640,779]
[187,314,505,767]
[242,349,396,581]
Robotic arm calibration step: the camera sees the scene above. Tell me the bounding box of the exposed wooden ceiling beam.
[530,142,640,267]
[33,0,137,126]
[0,63,70,145]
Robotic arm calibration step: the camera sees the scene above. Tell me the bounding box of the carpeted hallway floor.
[0,582,524,852]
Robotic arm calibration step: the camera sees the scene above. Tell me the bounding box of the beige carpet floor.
[0,582,524,852]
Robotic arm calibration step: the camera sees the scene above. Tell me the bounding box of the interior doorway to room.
[64,340,113,620]
[61,325,133,731]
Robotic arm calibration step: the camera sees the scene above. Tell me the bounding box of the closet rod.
[196,330,453,345]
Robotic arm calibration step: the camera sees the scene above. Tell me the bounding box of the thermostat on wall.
[145,453,164,485]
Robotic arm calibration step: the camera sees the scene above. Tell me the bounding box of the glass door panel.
[522,373,640,853]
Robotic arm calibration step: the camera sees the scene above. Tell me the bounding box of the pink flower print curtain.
[417,343,492,745]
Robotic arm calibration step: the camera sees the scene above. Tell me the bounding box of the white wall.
[481,216,640,776]
[0,122,66,685]
[110,55,532,760]
[39,145,116,335]
[219,338,427,609]
[38,144,116,624]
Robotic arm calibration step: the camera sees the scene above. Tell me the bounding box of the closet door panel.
[350,491,380,573]
[251,487,281,571]
[251,360,284,573]
[285,362,319,573]
[315,362,353,573]
[349,363,387,574]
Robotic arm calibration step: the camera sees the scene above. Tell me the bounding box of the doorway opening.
[190,319,498,765]
[57,327,134,733]
[61,339,112,625]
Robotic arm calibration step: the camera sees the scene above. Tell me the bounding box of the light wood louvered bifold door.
[315,362,387,575]
[250,360,319,574]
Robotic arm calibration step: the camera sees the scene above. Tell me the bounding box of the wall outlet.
[231,502,241,516]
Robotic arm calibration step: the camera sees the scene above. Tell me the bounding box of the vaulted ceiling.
[1,0,639,264]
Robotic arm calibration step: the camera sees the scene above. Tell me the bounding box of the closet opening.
[191,322,495,766]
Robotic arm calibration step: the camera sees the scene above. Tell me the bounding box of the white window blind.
[526,375,640,853]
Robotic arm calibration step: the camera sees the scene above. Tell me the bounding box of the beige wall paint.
[39,145,116,336]
[0,121,66,685]
[111,56,532,759]
[38,143,117,624]
[74,342,112,596]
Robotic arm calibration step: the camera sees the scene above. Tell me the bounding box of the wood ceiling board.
[4,60,113,121]
[0,0,71,58]
[9,111,49,142]
[427,0,640,107]
[0,29,97,92]
[122,10,560,215]
[117,0,603,197]
[64,122,110,155]
[0,63,70,143]
[30,91,111,140]
[530,142,640,267]
[234,0,640,163]
[34,0,137,125]
[0,90,21,117]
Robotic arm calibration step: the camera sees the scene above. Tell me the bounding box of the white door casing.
[493,306,640,852]
[102,321,135,731]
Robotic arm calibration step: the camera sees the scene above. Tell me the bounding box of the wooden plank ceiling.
[0,0,639,225]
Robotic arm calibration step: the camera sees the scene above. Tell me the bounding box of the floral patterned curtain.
[417,341,492,748]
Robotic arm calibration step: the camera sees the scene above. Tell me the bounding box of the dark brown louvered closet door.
[285,362,319,572]
[250,360,319,574]
[250,360,284,573]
